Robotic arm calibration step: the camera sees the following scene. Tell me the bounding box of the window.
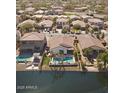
[59,50,64,54]
[67,50,73,54]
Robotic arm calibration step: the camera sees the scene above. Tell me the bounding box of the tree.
[64,3,74,10]
[19,23,34,33]
[52,17,57,27]
[96,34,100,39]
[73,24,81,30]
[101,33,105,39]
[73,51,78,61]
[20,14,27,21]
[62,28,67,34]
[20,2,26,10]
[83,48,94,62]
[73,36,79,46]
[97,51,108,70]
[85,24,90,34]
[68,18,72,25]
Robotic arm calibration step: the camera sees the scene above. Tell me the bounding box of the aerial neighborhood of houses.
[16,0,108,72]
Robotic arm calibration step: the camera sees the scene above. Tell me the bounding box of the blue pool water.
[16,55,32,62]
[53,57,73,63]
[16,52,33,62]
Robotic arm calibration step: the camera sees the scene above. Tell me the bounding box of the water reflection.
[16,71,107,93]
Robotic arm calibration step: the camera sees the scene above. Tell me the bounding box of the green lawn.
[71,28,80,34]
[43,56,51,65]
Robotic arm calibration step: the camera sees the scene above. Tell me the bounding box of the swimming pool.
[52,56,74,64]
[16,55,33,63]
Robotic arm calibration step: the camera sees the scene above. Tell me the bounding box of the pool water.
[16,55,32,62]
[53,57,73,63]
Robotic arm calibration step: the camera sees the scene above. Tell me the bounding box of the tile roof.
[93,14,106,19]
[72,20,86,27]
[80,14,93,19]
[56,18,68,22]
[35,10,44,14]
[39,20,53,27]
[48,35,74,49]
[32,15,43,18]
[25,7,35,12]
[88,18,103,24]
[18,19,35,27]
[77,34,105,49]
[20,32,45,41]
[69,15,81,20]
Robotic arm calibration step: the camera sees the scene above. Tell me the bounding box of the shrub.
[62,28,67,34]
[73,24,81,30]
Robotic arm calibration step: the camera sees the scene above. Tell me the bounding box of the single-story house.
[74,7,88,12]
[45,10,57,15]
[32,15,43,21]
[69,15,81,21]
[77,34,105,50]
[20,32,46,53]
[57,15,68,18]
[51,6,64,15]
[51,6,63,10]
[72,20,86,30]
[25,7,35,14]
[48,36,74,54]
[88,18,104,29]
[25,7,35,12]
[56,18,69,29]
[17,10,24,15]
[32,15,43,18]
[93,14,107,20]
[54,9,63,15]
[40,7,48,11]
[38,19,53,32]
[26,3,32,7]
[42,15,55,20]
[77,34,105,59]
[35,10,44,14]
[87,10,94,16]
[80,14,93,22]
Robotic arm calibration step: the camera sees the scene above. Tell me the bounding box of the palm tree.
[20,23,34,33]
[101,33,105,39]
[97,51,108,71]
[83,48,94,62]
[52,17,57,27]
[62,28,67,34]
[73,36,79,46]
[85,23,90,34]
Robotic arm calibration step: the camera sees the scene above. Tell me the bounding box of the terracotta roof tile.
[48,35,74,49]
[77,34,105,49]
[20,32,45,41]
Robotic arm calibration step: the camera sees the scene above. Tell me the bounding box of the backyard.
[42,54,51,65]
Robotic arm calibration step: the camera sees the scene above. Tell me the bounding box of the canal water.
[16,71,107,93]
